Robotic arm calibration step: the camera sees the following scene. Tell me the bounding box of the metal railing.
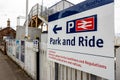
[24,3,48,26]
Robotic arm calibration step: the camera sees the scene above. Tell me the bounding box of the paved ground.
[0,51,34,80]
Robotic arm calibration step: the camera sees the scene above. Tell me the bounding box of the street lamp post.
[25,0,28,39]
[41,0,43,16]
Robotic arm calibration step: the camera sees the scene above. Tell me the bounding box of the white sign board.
[48,0,114,79]
[33,40,39,52]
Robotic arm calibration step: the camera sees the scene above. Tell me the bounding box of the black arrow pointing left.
[53,25,62,34]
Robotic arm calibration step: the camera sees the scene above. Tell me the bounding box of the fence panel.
[25,42,36,79]
[5,37,112,80]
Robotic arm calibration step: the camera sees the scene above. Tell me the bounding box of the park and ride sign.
[48,0,114,80]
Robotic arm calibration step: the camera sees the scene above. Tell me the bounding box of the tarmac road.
[0,51,33,80]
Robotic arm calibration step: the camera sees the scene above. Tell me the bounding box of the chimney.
[7,18,10,27]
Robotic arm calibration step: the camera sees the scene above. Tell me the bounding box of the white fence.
[6,33,119,80]
[6,39,36,79]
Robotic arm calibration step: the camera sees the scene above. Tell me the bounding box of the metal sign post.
[33,38,40,80]
[36,37,40,80]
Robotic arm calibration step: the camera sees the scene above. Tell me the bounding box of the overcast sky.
[0,0,83,29]
[0,0,119,33]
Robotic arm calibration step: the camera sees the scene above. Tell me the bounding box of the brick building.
[0,19,16,53]
[0,19,16,40]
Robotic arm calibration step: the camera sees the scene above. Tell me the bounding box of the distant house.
[0,19,16,40]
[0,19,16,54]
[0,27,16,40]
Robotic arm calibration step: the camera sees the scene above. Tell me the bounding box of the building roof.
[0,27,16,32]
[0,27,16,39]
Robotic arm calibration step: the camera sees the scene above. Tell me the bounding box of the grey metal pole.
[25,0,28,38]
[17,17,20,26]
[41,0,43,16]
[42,0,43,7]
